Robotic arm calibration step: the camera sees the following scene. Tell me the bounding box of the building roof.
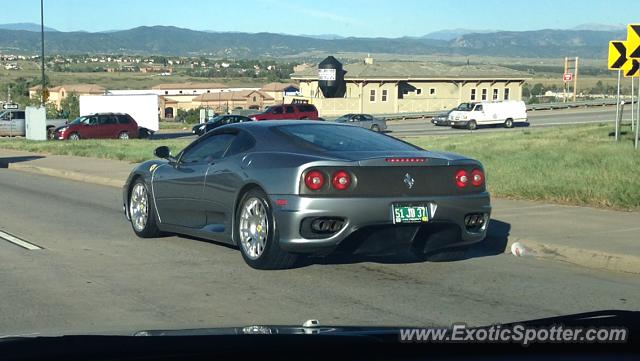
[193,90,274,102]
[291,61,529,81]
[151,82,228,90]
[29,84,106,93]
[260,82,299,92]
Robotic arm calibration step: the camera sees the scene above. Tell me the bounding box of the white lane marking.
[0,230,43,250]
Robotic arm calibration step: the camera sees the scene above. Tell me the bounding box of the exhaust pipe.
[311,218,344,234]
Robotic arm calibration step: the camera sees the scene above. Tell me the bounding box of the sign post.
[627,24,640,149]
[616,70,621,141]
[609,40,630,141]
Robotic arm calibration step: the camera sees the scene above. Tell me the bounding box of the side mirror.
[154,146,171,159]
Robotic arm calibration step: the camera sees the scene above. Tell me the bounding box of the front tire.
[236,188,297,270]
[69,132,80,140]
[129,179,161,238]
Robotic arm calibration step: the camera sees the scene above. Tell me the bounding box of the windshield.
[335,114,352,123]
[68,116,90,124]
[207,115,225,124]
[456,103,474,111]
[0,0,637,347]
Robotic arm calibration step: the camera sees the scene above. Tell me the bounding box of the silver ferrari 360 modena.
[123,121,491,269]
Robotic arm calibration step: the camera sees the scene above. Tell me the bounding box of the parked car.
[335,113,387,132]
[449,101,528,130]
[192,115,253,136]
[0,109,67,137]
[250,103,319,121]
[432,103,476,126]
[123,121,489,269]
[54,113,139,140]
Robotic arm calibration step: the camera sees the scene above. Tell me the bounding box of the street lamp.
[40,0,46,107]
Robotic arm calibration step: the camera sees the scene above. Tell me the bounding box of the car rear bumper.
[271,192,491,254]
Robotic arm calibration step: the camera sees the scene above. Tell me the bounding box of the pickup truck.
[0,109,67,137]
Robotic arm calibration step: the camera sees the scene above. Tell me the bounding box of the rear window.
[117,115,132,124]
[274,124,419,152]
[297,104,316,113]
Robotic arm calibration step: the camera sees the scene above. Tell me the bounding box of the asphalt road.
[156,106,630,140]
[1,170,638,336]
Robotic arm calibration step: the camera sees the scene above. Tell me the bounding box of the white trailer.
[79,94,159,133]
[448,100,528,130]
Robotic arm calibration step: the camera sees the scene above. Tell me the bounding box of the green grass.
[0,138,191,163]
[411,124,640,210]
[159,121,192,130]
[1,123,639,210]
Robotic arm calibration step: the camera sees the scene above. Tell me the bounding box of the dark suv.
[192,115,253,136]
[250,103,319,121]
[54,113,139,140]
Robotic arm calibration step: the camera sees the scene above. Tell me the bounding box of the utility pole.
[573,57,579,102]
[40,0,46,107]
[563,57,579,102]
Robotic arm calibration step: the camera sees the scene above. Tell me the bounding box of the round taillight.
[471,169,484,187]
[332,170,351,190]
[455,170,469,188]
[304,170,325,191]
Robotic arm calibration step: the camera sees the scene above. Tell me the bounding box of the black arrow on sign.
[612,41,627,68]
[626,59,639,77]
[630,25,640,58]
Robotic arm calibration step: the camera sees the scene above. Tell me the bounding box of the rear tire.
[504,118,514,128]
[236,188,297,270]
[129,179,162,238]
[467,120,477,131]
[371,124,380,132]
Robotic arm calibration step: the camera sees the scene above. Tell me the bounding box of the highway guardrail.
[366,99,631,121]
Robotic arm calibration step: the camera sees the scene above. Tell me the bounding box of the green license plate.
[392,204,429,224]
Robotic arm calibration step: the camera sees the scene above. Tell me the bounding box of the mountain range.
[0,22,59,32]
[0,23,625,59]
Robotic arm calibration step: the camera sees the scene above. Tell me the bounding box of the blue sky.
[2,0,639,37]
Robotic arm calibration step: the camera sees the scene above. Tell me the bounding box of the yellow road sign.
[609,41,634,70]
[609,41,628,69]
[627,24,640,59]
[624,59,640,77]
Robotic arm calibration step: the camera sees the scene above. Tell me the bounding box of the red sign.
[563,73,573,81]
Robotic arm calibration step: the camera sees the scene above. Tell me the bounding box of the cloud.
[256,0,363,26]
[296,8,364,26]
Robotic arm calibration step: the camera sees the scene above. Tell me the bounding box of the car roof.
[228,120,328,129]
[84,112,131,116]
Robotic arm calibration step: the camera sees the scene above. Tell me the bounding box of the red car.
[54,113,139,140]
[250,103,319,121]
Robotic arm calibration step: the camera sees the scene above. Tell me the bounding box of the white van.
[448,101,528,130]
